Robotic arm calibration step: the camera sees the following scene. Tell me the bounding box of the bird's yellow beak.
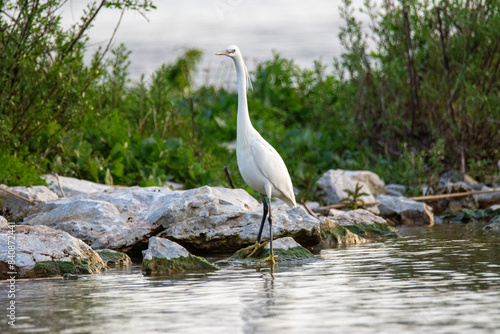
[216,50,229,56]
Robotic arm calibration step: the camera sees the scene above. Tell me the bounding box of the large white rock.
[377,194,434,226]
[315,169,378,205]
[340,170,386,197]
[0,185,58,218]
[0,224,105,278]
[23,186,270,251]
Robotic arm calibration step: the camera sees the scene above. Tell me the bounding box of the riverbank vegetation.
[1,0,499,200]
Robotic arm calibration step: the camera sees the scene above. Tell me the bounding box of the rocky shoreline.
[1,170,499,278]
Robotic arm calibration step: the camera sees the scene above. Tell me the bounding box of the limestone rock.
[0,216,7,228]
[318,209,395,248]
[484,216,500,231]
[474,186,500,209]
[95,249,131,267]
[142,237,219,275]
[0,224,106,278]
[340,170,386,197]
[386,184,406,197]
[43,174,114,197]
[0,185,58,220]
[158,203,320,253]
[377,195,434,226]
[221,237,316,266]
[22,186,261,252]
[315,169,378,205]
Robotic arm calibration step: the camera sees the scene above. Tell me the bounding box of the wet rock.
[318,209,395,248]
[386,184,406,197]
[0,225,106,278]
[158,202,319,253]
[315,169,378,205]
[220,237,316,266]
[95,249,132,267]
[484,216,500,231]
[377,195,434,226]
[0,185,58,220]
[142,237,219,275]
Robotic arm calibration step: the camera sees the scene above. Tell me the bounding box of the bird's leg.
[258,199,278,266]
[245,194,269,258]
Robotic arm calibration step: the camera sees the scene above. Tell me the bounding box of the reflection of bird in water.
[497,159,500,179]
[217,45,296,265]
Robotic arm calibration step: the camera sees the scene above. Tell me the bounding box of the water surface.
[3,223,500,333]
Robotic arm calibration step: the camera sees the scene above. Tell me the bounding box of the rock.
[0,225,106,278]
[474,186,500,209]
[24,186,256,251]
[340,170,386,197]
[220,237,316,266]
[318,209,395,248]
[142,237,219,275]
[43,174,114,197]
[0,185,58,220]
[158,202,320,253]
[377,195,434,226]
[0,216,7,228]
[95,249,132,267]
[386,184,406,197]
[315,169,378,205]
[63,273,79,280]
[483,216,500,231]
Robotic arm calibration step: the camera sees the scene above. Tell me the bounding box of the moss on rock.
[142,255,220,276]
[220,237,316,266]
[28,255,101,278]
[319,218,396,248]
[96,249,132,267]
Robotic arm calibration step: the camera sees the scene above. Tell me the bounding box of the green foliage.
[0,150,45,186]
[1,0,498,200]
[341,182,369,210]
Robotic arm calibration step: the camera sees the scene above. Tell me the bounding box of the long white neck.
[233,55,254,144]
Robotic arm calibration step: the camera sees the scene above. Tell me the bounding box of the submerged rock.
[142,237,219,275]
[377,195,434,226]
[484,216,500,231]
[0,185,58,221]
[95,249,132,267]
[0,225,106,278]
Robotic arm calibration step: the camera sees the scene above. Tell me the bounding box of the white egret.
[217,45,296,265]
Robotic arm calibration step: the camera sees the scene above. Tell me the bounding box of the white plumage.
[217,45,296,264]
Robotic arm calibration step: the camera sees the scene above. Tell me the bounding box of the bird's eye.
[230,49,236,53]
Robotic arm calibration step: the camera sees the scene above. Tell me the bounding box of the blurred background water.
[60,0,371,84]
[3,224,500,333]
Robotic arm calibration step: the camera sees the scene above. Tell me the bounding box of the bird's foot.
[257,254,278,266]
[240,241,268,258]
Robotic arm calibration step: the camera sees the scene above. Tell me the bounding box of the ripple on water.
[3,224,500,333]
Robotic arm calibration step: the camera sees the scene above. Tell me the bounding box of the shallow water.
[3,223,500,333]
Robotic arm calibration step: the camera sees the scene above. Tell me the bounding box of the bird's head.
[216,45,240,58]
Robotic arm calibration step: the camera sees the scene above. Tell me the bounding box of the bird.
[217,45,296,265]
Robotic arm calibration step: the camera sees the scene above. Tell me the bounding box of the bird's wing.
[250,136,296,206]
